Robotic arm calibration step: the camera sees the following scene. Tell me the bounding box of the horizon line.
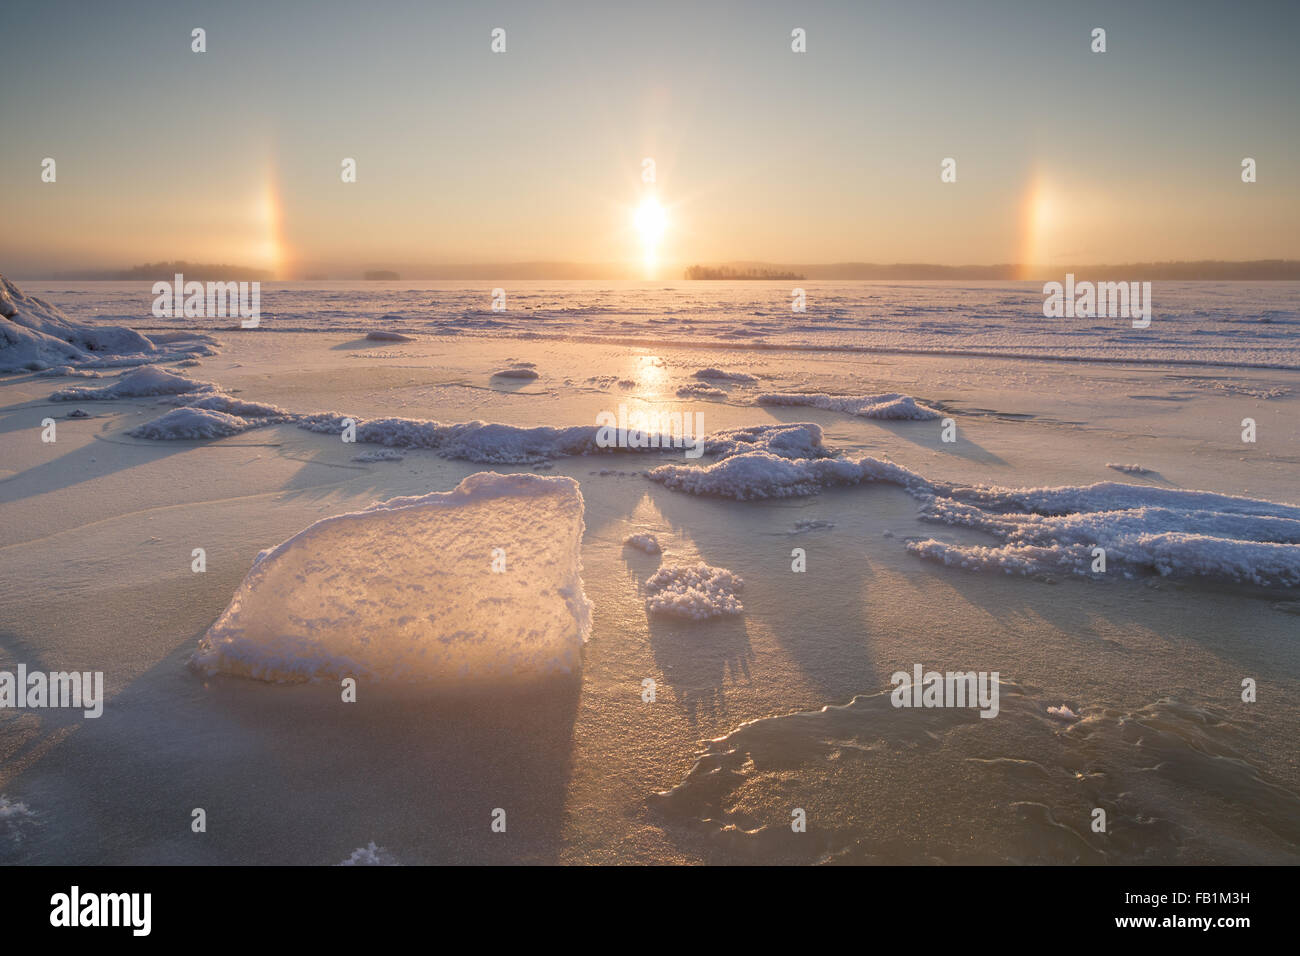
[17,258,1300,282]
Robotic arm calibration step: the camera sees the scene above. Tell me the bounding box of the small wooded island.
[684,265,805,280]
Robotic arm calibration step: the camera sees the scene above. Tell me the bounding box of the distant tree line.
[119,261,271,281]
[685,265,806,280]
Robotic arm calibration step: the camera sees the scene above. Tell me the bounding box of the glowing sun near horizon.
[634,195,668,273]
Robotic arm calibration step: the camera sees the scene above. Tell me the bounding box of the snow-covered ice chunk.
[316,417,605,464]
[492,366,539,379]
[365,330,413,342]
[703,422,834,461]
[756,391,941,420]
[1047,705,1079,721]
[193,473,592,683]
[129,392,290,438]
[128,407,255,440]
[676,383,725,399]
[941,480,1298,519]
[694,368,758,383]
[624,533,661,554]
[648,422,930,500]
[644,562,743,619]
[909,482,1300,586]
[51,365,215,401]
[160,391,291,419]
[649,451,929,500]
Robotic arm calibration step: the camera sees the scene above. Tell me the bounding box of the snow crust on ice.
[644,563,744,619]
[701,422,835,460]
[50,365,216,401]
[159,391,292,419]
[649,424,1300,586]
[124,377,839,471]
[676,383,725,398]
[301,416,606,463]
[649,451,930,500]
[909,482,1300,586]
[940,480,1300,519]
[35,366,103,378]
[115,374,1300,589]
[648,423,930,500]
[352,448,405,462]
[115,383,292,439]
[756,391,942,420]
[132,394,721,461]
[192,472,592,683]
[694,368,758,383]
[128,407,256,440]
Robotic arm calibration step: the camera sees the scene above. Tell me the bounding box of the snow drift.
[193,473,593,682]
[51,365,216,401]
[756,391,942,420]
[129,407,256,440]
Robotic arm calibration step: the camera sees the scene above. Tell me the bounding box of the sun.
[633,196,668,275]
[634,196,667,244]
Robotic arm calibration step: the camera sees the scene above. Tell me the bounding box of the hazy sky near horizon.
[2,0,1298,277]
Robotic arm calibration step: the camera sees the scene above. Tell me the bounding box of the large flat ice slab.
[193,472,592,683]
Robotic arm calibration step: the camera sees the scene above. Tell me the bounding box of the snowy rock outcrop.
[0,274,155,372]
